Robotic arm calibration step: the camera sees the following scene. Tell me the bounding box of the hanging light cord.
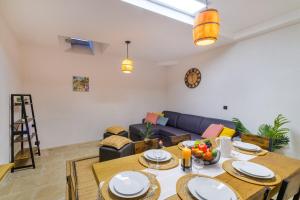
[125,41,130,59]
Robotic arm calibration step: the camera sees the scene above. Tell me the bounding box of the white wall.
[166,23,300,159]
[0,15,22,164]
[21,45,167,149]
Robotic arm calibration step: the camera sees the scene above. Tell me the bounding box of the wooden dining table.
[92,145,300,200]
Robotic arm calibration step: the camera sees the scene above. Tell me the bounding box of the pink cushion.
[145,113,159,124]
[202,124,224,139]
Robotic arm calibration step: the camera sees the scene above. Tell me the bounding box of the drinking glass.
[192,157,204,174]
[155,150,162,169]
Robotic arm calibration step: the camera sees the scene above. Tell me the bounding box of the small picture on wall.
[73,76,89,92]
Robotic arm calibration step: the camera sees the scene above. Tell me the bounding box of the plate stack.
[232,161,275,179]
[144,149,172,162]
[108,171,150,198]
[187,177,238,200]
[233,141,261,152]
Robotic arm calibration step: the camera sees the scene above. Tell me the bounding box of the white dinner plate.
[144,149,172,162]
[182,140,195,148]
[232,161,275,179]
[187,177,237,200]
[233,141,261,152]
[144,150,167,160]
[109,171,150,198]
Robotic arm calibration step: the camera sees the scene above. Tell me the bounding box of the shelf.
[14,118,33,125]
[14,102,31,106]
[15,147,37,161]
[14,133,36,143]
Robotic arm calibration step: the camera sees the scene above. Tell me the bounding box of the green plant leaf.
[232,118,251,134]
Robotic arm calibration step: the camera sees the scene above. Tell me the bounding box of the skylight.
[151,0,205,16]
[121,0,206,25]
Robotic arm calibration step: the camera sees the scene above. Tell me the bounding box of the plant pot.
[144,138,151,144]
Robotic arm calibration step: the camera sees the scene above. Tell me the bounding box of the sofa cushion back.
[163,111,181,127]
[199,117,235,134]
[176,114,204,134]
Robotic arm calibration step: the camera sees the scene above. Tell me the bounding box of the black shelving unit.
[10,94,41,172]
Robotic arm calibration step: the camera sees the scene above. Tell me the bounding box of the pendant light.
[121,41,134,74]
[193,0,220,46]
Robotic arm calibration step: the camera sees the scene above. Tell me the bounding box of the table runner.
[142,151,254,200]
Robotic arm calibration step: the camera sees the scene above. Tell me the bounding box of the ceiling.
[0,0,300,63]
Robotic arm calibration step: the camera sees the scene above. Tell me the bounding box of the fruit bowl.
[191,140,221,165]
[201,150,220,165]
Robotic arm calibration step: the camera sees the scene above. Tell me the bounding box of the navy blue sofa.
[129,111,235,146]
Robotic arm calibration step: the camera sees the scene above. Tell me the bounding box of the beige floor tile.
[0,141,99,200]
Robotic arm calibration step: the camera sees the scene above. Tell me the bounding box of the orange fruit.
[203,151,213,161]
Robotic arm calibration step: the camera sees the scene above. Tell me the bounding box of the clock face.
[184,68,201,88]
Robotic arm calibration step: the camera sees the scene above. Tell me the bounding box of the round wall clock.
[184,68,201,88]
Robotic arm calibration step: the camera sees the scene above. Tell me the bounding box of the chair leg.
[276,181,288,200]
[293,187,300,200]
[264,187,271,200]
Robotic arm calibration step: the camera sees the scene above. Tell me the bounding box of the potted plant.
[232,114,290,152]
[138,122,154,143]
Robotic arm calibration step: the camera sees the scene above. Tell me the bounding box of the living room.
[0,0,300,200]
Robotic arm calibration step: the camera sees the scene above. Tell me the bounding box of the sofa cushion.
[145,112,159,124]
[157,116,169,126]
[219,127,236,138]
[202,124,224,139]
[158,126,190,137]
[199,118,235,134]
[106,126,126,135]
[176,114,204,134]
[99,135,132,150]
[190,133,202,140]
[163,111,181,127]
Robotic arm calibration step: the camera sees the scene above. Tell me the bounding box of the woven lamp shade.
[121,58,133,74]
[193,9,220,46]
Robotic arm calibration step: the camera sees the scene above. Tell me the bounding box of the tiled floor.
[0,141,99,200]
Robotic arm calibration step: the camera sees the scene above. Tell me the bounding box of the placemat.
[138,154,179,170]
[176,174,242,200]
[100,171,161,200]
[234,148,268,156]
[222,159,282,186]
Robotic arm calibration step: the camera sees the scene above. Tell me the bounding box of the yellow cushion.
[152,112,164,117]
[219,127,236,138]
[99,135,132,149]
[0,163,14,182]
[106,126,126,135]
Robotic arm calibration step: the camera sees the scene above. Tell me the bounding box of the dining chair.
[269,171,300,200]
[169,134,191,146]
[133,138,159,154]
[241,133,272,151]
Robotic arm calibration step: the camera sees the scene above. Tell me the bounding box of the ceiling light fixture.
[121,41,134,74]
[193,0,220,46]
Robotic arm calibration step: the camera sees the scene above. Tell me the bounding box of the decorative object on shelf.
[73,76,89,92]
[121,41,134,74]
[232,114,290,151]
[181,147,192,171]
[138,122,154,142]
[193,0,220,46]
[184,68,201,88]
